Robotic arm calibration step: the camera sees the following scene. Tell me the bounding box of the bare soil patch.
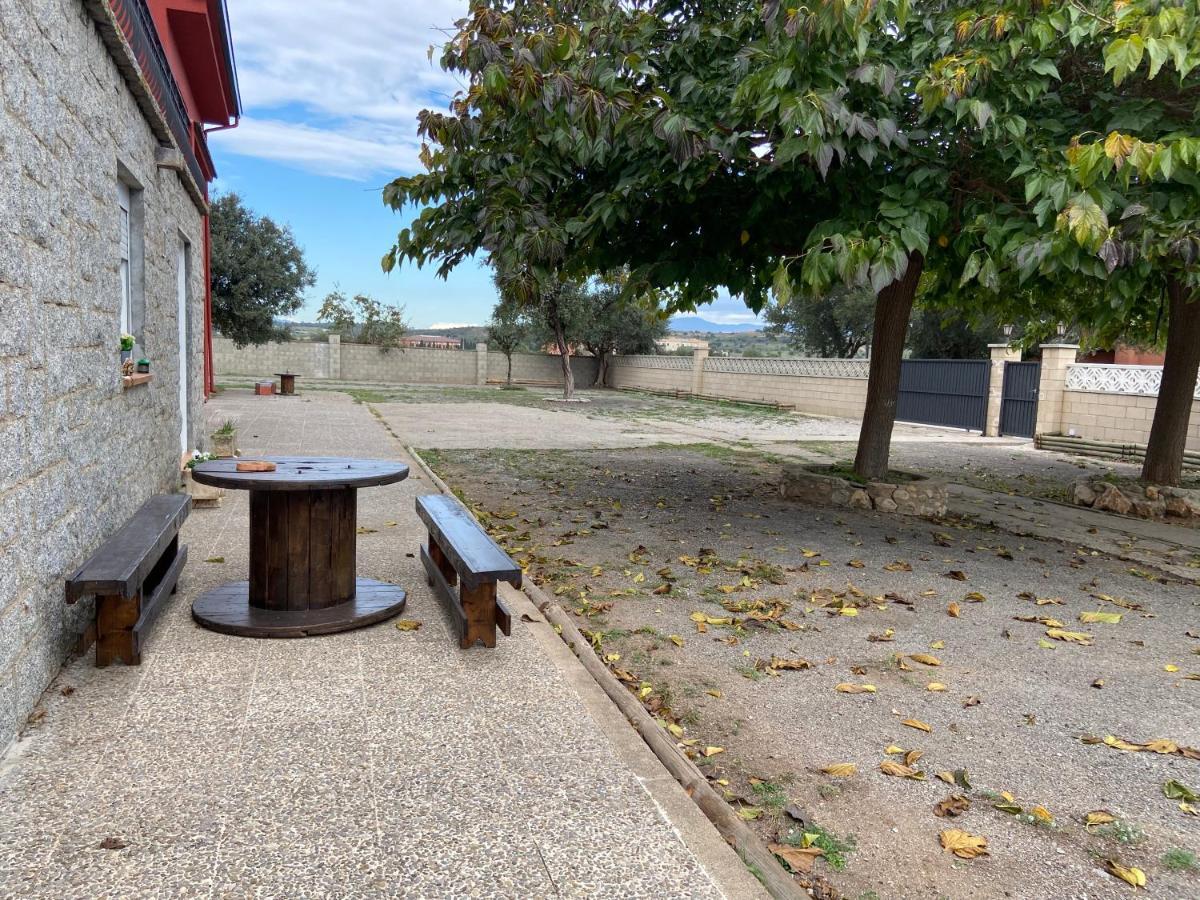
[423,444,1200,900]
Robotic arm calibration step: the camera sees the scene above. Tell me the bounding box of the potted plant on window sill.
[120,334,134,363]
[211,419,237,458]
[181,451,223,506]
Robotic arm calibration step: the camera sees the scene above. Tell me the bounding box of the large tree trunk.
[552,313,575,399]
[853,251,925,480]
[594,351,610,388]
[1141,278,1200,486]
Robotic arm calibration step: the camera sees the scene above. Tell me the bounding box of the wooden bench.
[416,495,521,648]
[65,494,191,666]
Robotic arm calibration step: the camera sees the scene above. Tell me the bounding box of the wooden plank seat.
[65,494,191,666]
[416,495,522,649]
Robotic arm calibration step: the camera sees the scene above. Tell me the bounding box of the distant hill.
[669,316,762,333]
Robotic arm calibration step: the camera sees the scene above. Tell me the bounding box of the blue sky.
[209,0,761,329]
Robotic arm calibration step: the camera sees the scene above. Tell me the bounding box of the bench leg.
[458,581,497,649]
[96,593,141,667]
[428,537,457,589]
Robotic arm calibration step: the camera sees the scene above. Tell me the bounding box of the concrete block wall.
[0,0,207,752]
[608,362,692,394]
[1060,392,1200,451]
[701,371,868,417]
[212,336,331,379]
[212,335,594,388]
[340,343,475,385]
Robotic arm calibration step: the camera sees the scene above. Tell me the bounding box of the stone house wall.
[0,0,207,752]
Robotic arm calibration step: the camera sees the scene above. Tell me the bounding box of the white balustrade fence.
[1066,364,1200,400]
[702,356,870,378]
[614,355,695,370]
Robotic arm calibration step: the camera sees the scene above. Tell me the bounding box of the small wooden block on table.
[416,495,521,649]
[65,494,190,666]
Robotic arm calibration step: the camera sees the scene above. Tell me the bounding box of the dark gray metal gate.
[999,361,1040,438]
[897,359,990,432]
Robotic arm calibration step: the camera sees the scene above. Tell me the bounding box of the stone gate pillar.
[1035,343,1080,437]
[985,343,1022,436]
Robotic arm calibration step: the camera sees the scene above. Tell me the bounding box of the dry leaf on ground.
[836,683,877,694]
[1045,628,1094,645]
[934,795,971,818]
[1080,610,1122,625]
[820,763,857,777]
[947,602,962,618]
[769,844,824,874]
[880,760,925,780]
[394,620,422,632]
[940,829,988,859]
[1105,860,1147,888]
[908,653,942,667]
[1084,810,1118,828]
[903,718,933,733]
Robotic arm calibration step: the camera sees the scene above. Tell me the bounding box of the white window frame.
[118,180,132,338]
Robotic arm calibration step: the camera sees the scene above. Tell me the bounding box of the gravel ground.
[423,444,1200,900]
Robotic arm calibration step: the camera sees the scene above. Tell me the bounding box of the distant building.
[656,336,711,353]
[1078,344,1166,366]
[400,334,463,350]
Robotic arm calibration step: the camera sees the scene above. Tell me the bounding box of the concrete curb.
[404,445,771,900]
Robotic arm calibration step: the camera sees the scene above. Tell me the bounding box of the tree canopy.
[385,0,1199,480]
[316,290,409,352]
[210,193,315,348]
[763,287,875,358]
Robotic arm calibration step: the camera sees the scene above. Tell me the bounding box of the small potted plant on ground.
[120,334,135,363]
[181,451,223,506]
[211,419,237,458]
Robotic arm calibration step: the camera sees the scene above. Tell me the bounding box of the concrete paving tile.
[244,680,363,725]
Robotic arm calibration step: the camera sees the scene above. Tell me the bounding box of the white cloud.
[211,118,420,180]
[216,1,470,179]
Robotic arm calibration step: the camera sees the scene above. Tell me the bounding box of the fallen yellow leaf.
[940,829,988,859]
[704,746,725,757]
[927,682,947,692]
[947,602,961,618]
[1079,610,1122,625]
[1084,810,1117,828]
[929,640,945,649]
[394,620,423,632]
[820,763,857,777]
[1165,664,1180,673]
[668,635,684,647]
[908,653,942,667]
[1031,805,1054,824]
[835,683,877,694]
[839,607,859,617]
[1105,860,1146,888]
[964,591,987,602]
[880,760,925,780]
[1045,628,1094,646]
[903,718,933,733]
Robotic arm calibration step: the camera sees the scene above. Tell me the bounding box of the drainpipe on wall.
[203,213,214,398]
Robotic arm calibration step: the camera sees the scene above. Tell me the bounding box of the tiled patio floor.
[0,390,742,899]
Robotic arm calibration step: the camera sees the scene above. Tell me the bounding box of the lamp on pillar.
[1055,321,1068,341]
[1001,323,1015,339]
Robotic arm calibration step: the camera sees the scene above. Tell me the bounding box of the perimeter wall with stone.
[0,0,208,751]
[213,336,599,387]
[1056,365,1200,452]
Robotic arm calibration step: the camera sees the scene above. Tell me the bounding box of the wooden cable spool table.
[274,373,298,395]
[189,456,409,637]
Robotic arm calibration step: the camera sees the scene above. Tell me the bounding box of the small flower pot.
[120,349,133,363]
[136,358,150,374]
[211,432,236,458]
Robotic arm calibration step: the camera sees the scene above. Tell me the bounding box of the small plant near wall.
[210,419,237,458]
[120,334,135,363]
[185,451,216,470]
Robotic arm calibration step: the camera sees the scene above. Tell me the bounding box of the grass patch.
[780,823,857,871]
[1162,848,1197,872]
[750,780,790,811]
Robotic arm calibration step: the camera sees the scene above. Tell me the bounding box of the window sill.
[122,373,153,390]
